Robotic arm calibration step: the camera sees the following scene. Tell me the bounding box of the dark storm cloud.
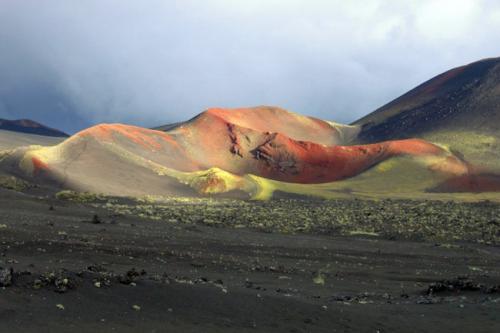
[1,0,500,133]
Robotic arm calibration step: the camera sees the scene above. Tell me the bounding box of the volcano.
[0,105,471,199]
[1,58,499,199]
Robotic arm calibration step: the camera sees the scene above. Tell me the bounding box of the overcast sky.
[1,0,500,133]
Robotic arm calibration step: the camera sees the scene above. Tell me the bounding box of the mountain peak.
[354,56,500,142]
[0,118,69,137]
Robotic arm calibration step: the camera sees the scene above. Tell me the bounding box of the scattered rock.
[119,268,146,285]
[0,267,13,287]
[54,277,72,293]
[313,272,325,285]
[33,271,76,293]
[33,279,43,289]
[425,277,500,295]
[416,296,440,305]
[92,214,102,224]
[87,265,107,273]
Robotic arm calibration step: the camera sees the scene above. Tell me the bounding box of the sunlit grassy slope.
[7,136,499,202]
[422,130,500,171]
[172,157,500,202]
[241,158,500,202]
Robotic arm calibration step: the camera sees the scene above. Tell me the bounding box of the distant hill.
[0,119,68,137]
[353,57,500,141]
[0,130,64,151]
[152,121,185,132]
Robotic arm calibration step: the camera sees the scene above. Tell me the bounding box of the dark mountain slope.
[0,118,68,137]
[354,57,500,142]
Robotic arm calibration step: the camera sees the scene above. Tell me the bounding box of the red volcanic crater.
[159,107,466,183]
[250,134,453,183]
[25,106,469,190]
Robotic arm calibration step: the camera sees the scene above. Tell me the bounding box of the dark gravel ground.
[1,188,500,332]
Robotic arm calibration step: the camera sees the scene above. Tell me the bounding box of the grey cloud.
[1,0,500,133]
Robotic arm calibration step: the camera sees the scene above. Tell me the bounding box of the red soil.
[171,109,465,183]
[31,157,49,176]
[431,174,500,193]
[205,107,341,145]
[251,134,459,183]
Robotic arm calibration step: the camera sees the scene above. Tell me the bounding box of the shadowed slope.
[354,57,500,142]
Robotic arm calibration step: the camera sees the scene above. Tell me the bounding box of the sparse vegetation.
[0,175,32,191]
[94,196,500,245]
[55,190,106,203]
[423,130,500,170]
